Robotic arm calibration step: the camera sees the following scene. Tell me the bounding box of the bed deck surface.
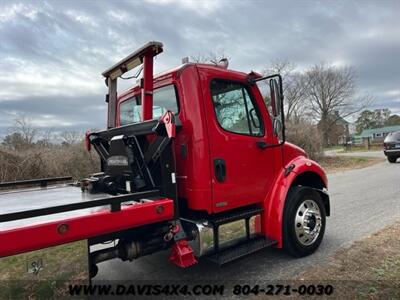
[0,184,113,230]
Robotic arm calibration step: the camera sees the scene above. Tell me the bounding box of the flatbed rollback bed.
[0,41,330,282]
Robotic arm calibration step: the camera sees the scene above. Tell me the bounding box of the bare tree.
[36,128,54,147]
[263,60,309,122]
[190,50,228,65]
[305,63,372,146]
[190,53,209,63]
[285,75,309,122]
[264,59,296,79]
[12,115,37,145]
[2,115,38,150]
[60,131,82,145]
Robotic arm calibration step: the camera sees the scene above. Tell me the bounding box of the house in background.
[359,125,400,143]
[319,111,350,146]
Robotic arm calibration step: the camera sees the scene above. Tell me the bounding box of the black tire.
[283,186,326,257]
[387,156,397,163]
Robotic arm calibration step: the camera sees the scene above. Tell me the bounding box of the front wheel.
[283,186,326,257]
[387,156,397,163]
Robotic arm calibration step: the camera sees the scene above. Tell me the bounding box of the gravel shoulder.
[319,155,384,173]
[297,221,400,299]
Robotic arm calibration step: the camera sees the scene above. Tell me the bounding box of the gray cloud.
[0,0,399,137]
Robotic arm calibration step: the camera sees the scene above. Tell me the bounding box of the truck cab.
[115,63,286,214]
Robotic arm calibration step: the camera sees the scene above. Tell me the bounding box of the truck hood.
[282,142,307,166]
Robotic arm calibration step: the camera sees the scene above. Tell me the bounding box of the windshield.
[119,85,178,125]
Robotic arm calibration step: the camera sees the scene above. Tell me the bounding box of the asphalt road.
[95,159,400,282]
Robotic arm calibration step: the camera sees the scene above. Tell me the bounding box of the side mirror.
[269,78,282,117]
[85,130,91,152]
[273,118,282,136]
[251,73,285,143]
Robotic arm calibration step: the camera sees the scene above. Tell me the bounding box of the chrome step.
[209,206,263,226]
[208,237,277,265]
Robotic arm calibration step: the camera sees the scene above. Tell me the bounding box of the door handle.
[256,140,268,149]
[214,158,226,182]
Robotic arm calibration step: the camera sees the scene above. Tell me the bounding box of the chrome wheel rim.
[294,199,322,246]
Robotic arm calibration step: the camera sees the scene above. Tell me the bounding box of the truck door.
[199,68,279,213]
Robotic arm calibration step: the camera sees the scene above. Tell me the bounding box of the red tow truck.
[0,42,329,280]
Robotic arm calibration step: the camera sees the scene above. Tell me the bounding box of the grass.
[323,145,344,152]
[324,145,383,153]
[338,145,383,153]
[297,221,400,299]
[0,240,88,299]
[318,156,384,173]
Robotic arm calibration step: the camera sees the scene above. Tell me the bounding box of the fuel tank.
[181,214,262,257]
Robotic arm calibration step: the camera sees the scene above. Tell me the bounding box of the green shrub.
[0,142,99,182]
[285,120,323,160]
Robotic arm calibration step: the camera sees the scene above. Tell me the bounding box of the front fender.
[262,156,328,248]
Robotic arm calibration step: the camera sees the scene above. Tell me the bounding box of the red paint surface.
[198,66,279,213]
[141,53,154,121]
[0,198,174,258]
[263,155,328,247]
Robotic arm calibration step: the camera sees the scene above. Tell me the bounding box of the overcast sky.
[0,0,399,136]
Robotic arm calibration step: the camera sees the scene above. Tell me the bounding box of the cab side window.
[210,80,263,136]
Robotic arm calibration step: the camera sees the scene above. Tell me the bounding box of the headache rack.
[103,41,163,128]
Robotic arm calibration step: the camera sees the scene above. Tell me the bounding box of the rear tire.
[387,156,397,163]
[283,186,326,257]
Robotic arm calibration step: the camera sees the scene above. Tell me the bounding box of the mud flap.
[169,240,197,268]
